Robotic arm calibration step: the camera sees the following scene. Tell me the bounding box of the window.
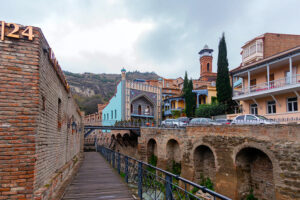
[250,104,258,115]
[138,105,142,115]
[104,114,106,120]
[57,98,62,131]
[115,110,117,119]
[250,79,256,86]
[131,104,133,113]
[207,63,210,71]
[42,96,46,111]
[111,111,113,119]
[107,113,109,120]
[236,115,244,120]
[246,115,257,121]
[146,106,150,115]
[287,97,298,112]
[267,101,276,114]
[270,74,274,81]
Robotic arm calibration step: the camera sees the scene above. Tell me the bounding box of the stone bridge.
[97,125,300,200]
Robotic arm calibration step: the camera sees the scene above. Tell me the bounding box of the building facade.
[0,22,83,199]
[102,69,162,125]
[231,33,300,123]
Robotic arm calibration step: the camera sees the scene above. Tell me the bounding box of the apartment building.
[231,33,300,122]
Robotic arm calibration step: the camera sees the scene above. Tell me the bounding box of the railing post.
[117,152,120,174]
[109,150,111,163]
[165,174,173,200]
[112,151,115,168]
[125,156,128,183]
[138,162,143,199]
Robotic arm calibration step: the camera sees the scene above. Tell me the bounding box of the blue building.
[102,69,162,125]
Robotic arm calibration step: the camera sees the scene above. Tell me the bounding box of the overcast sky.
[2,0,300,78]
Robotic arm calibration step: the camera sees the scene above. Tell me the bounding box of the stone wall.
[0,23,83,200]
[101,125,300,200]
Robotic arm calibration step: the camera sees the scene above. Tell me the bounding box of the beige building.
[231,33,300,123]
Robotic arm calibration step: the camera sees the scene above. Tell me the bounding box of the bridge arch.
[193,144,217,185]
[166,138,181,175]
[146,138,158,164]
[234,144,276,200]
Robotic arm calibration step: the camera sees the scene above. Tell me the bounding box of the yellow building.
[231,33,300,123]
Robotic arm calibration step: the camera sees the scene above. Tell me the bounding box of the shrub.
[200,174,214,190]
[245,189,258,200]
[195,104,227,118]
[171,110,181,118]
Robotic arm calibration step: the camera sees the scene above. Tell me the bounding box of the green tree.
[216,33,232,105]
[183,71,188,94]
[183,75,195,117]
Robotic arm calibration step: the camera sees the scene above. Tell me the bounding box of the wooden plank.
[62,152,135,200]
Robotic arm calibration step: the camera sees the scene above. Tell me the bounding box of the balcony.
[164,108,184,116]
[233,74,300,100]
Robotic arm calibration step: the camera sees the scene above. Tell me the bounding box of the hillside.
[64,71,160,114]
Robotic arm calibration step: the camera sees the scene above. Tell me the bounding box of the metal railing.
[233,74,300,97]
[98,146,231,200]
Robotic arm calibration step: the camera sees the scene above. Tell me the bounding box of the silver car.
[161,119,183,128]
[231,114,277,125]
[189,118,221,126]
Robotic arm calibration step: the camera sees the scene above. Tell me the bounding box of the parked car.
[231,114,277,125]
[215,119,232,125]
[161,119,186,128]
[177,117,190,127]
[189,118,222,126]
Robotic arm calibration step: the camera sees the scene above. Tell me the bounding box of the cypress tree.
[216,33,232,104]
[183,71,188,94]
[188,79,196,116]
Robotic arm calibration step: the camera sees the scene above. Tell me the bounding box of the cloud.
[2,0,300,79]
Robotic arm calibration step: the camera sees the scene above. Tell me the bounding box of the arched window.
[207,63,210,71]
[146,106,150,115]
[131,104,133,113]
[138,105,142,115]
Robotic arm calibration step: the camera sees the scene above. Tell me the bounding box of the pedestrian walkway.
[62,152,134,200]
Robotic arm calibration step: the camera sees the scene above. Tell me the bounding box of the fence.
[98,146,231,200]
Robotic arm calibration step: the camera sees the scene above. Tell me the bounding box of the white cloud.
[2,0,300,79]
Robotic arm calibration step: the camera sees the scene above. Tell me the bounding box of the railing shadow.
[97,146,231,200]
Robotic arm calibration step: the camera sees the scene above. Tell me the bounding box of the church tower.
[198,44,214,81]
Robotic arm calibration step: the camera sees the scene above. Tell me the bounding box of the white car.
[189,118,222,126]
[231,114,278,125]
[161,119,186,128]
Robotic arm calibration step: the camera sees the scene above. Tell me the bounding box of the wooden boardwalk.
[62,152,135,200]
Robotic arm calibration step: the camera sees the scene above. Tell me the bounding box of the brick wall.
[0,24,40,200]
[102,125,300,200]
[264,33,300,58]
[34,29,83,199]
[0,23,83,200]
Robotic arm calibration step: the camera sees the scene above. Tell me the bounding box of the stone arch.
[166,139,181,174]
[235,146,275,200]
[130,94,155,116]
[193,145,216,185]
[147,138,158,163]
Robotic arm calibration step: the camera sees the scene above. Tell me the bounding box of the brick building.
[0,22,83,199]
